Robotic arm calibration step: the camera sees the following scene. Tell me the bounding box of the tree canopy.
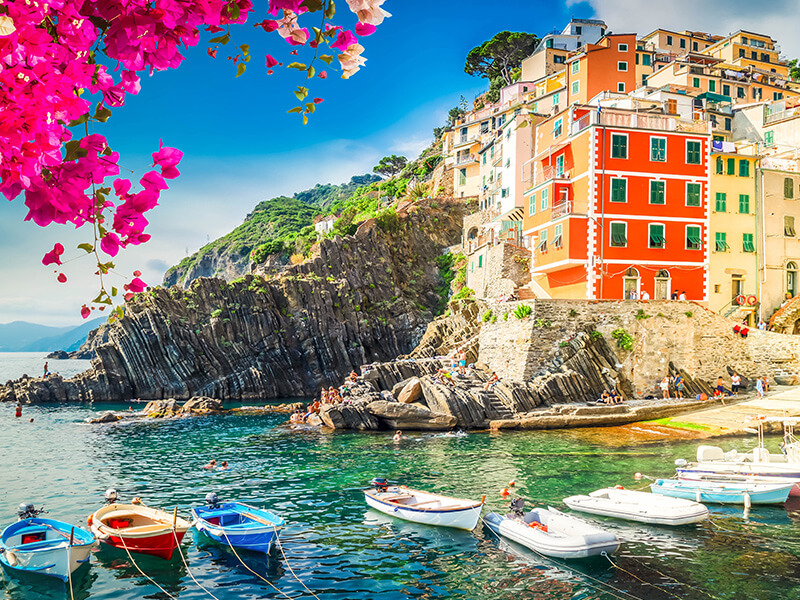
[789,58,800,82]
[373,155,408,179]
[464,31,539,86]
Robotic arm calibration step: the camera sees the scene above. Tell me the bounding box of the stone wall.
[467,243,532,300]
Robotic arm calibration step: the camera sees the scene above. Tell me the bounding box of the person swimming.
[203,459,217,470]
[393,430,403,442]
[219,461,228,470]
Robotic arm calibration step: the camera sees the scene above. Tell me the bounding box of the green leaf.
[236,63,246,77]
[78,243,94,253]
[325,0,335,19]
[102,146,113,156]
[294,86,309,101]
[98,224,107,237]
[239,44,250,56]
[64,140,81,161]
[287,107,303,113]
[68,114,89,127]
[226,2,240,20]
[306,65,315,79]
[208,33,230,45]
[303,115,309,125]
[300,0,324,11]
[319,54,333,65]
[305,102,316,113]
[111,287,118,297]
[287,62,307,70]
[93,102,112,123]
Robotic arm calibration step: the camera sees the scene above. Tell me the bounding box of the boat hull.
[0,519,96,582]
[364,489,482,531]
[651,480,793,505]
[563,489,708,526]
[484,511,619,559]
[102,530,187,560]
[89,503,191,560]
[678,466,800,497]
[191,503,284,554]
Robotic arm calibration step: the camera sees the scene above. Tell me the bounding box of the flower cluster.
[0,0,388,317]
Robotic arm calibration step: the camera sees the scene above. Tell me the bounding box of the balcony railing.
[454,153,478,166]
[525,166,571,189]
[765,106,800,125]
[570,109,709,135]
[453,133,481,148]
[551,200,573,218]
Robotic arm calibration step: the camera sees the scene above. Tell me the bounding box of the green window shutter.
[611,179,627,202]
[765,131,774,146]
[785,177,794,199]
[693,77,700,88]
[739,194,750,214]
[709,80,716,92]
[686,183,701,207]
[651,137,666,161]
[650,180,665,204]
[686,141,701,164]
[715,192,727,212]
[716,156,723,174]
[739,160,750,177]
[478,255,483,268]
[715,232,729,251]
[742,233,754,252]
[611,135,627,159]
[610,222,627,247]
[686,226,702,250]
[529,194,536,216]
[649,224,666,248]
[727,158,735,174]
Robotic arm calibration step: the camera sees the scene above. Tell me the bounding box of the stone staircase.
[483,388,515,419]
[460,371,516,419]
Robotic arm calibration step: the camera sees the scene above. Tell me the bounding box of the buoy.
[87,514,93,525]
[614,485,624,489]
[509,480,516,487]
[500,488,510,497]
[736,294,747,306]
[634,472,642,481]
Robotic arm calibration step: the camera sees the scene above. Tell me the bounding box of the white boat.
[651,479,793,505]
[363,479,484,531]
[484,500,619,559]
[563,487,708,526]
[676,418,800,496]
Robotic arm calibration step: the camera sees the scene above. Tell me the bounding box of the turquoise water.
[2,404,800,600]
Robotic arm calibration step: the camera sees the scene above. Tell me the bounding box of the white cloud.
[570,0,800,58]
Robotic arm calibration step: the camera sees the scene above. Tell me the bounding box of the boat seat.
[8,539,64,551]
[381,494,414,502]
[118,524,167,534]
[407,499,441,507]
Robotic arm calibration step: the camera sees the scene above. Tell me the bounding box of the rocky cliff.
[1,199,467,404]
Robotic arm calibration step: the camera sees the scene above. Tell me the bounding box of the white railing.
[552,200,572,218]
[766,106,800,124]
[454,153,477,166]
[570,109,709,134]
[525,166,570,189]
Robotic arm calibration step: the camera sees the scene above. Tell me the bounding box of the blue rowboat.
[0,510,96,582]
[650,479,793,505]
[191,495,285,554]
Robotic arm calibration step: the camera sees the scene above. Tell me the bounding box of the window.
[553,117,563,137]
[553,93,560,105]
[553,55,565,64]
[725,118,731,131]
[575,25,582,34]
[501,187,509,198]
[692,77,700,88]
[610,222,627,247]
[556,155,565,176]
[553,224,563,248]
[538,229,548,252]
[715,192,727,212]
[505,158,511,168]
[709,80,716,92]
[715,156,724,174]
[739,194,750,214]
[618,43,628,52]
[739,48,746,58]
[686,225,702,250]
[650,180,666,204]
[751,51,757,60]
[571,61,579,74]
[785,215,796,237]
[788,262,799,297]
[666,35,673,46]
[611,134,628,159]
[723,84,731,96]
[741,36,748,44]
[753,87,762,100]
[541,188,549,211]
[785,177,794,199]
[742,233,755,252]
[692,41,698,51]
[737,86,745,99]
[686,141,701,164]
[642,54,651,66]
[528,194,536,216]
[649,223,666,248]
[686,182,701,207]
[726,158,735,175]
[571,80,580,95]
[651,137,666,161]
[667,99,677,114]
[482,153,487,165]
[715,232,729,251]
[618,61,628,72]
[617,82,625,93]
[765,131,774,146]
[739,160,750,177]
[459,168,466,186]
[478,255,483,268]
[610,178,627,203]
[680,38,686,49]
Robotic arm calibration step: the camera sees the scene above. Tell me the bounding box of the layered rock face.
[1,200,466,404]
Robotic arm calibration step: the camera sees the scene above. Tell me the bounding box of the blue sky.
[3,0,800,326]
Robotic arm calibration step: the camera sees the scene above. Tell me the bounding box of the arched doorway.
[654,269,671,300]
[788,261,798,299]
[623,267,640,299]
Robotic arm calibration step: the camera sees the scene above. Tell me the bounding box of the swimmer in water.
[203,459,217,470]
[393,430,403,442]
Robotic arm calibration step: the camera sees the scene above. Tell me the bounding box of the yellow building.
[702,30,789,79]
[708,146,760,319]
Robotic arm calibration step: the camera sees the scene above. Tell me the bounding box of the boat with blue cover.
[191,494,285,553]
[650,479,794,505]
[0,504,96,582]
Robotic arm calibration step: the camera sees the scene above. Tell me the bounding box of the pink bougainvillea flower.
[128,277,147,293]
[318,70,328,79]
[206,25,225,33]
[208,48,218,58]
[124,292,135,301]
[346,0,391,25]
[57,273,67,283]
[133,270,142,277]
[42,243,65,266]
[314,97,323,103]
[267,69,274,75]
[355,22,376,36]
[81,305,91,320]
[266,54,279,68]
[331,30,358,51]
[100,232,121,257]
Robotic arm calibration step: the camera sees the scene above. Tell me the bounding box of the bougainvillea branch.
[0,0,389,317]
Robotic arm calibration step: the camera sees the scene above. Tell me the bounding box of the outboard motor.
[104,489,118,504]
[510,497,525,517]
[17,503,41,520]
[205,492,220,509]
[370,477,389,493]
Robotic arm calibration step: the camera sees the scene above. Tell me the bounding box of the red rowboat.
[88,503,191,560]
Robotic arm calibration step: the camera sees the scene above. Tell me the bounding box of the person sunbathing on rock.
[349,371,358,382]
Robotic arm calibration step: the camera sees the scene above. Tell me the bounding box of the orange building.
[566,34,639,105]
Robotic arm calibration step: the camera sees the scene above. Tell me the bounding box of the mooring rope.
[219,529,296,600]
[275,532,323,600]
[601,551,690,600]
[171,528,224,600]
[116,533,179,600]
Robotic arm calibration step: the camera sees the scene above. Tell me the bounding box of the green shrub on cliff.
[611,327,634,351]
[513,304,532,319]
[482,310,493,322]
[451,287,474,301]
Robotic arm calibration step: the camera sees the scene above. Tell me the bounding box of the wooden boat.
[191,495,285,553]
[650,479,794,505]
[364,479,484,530]
[484,500,619,559]
[0,507,96,582]
[563,487,709,526]
[89,502,191,560]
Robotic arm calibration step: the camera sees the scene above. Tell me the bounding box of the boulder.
[380,390,395,402]
[319,404,379,430]
[306,413,323,426]
[45,350,70,360]
[366,400,456,430]
[419,378,489,428]
[397,378,423,404]
[143,398,180,418]
[179,396,224,415]
[89,411,121,424]
[391,377,414,398]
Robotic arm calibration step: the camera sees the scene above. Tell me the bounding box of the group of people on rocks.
[659,374,687,400]
[657,371,772,404]
[596,388,623,405]
[432,349,470,386]
[291,371,362,424]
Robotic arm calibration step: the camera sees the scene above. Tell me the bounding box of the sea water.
[1,400,799,600]
[0,352,92,383]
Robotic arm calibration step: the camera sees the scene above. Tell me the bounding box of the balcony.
[551,200,573,218]
[453,134,481,149]
[765,105,800,125]
[570,109,709,135]
[525,165,571,190]
[454,153,478,167]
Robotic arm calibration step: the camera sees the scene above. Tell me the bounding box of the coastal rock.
[397,378,422,403]
[306,413,323,426]
[319,404,379,430]
[391,377,413,398]
[89,411,121,424]
[179,396,224,415]
[366,400,456,430]
[45,350,70,360]
[418,378,490,428]
[143,399,180,418]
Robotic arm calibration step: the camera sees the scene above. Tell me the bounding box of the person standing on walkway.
[640,289,650,301]
[731,373,741,396]
[756,376,765,399]
[673,374,685,399]
[660,376,670,400]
